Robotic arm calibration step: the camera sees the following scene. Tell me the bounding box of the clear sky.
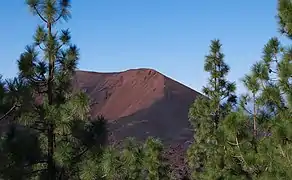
[0,0,288,94]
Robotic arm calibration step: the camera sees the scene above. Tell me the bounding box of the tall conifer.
[0,1,107,179]
[206,1,292,178]
[187,39,236,179]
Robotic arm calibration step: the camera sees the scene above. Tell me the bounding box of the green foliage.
[143,137,170,180]
[0,1,108,179]
[217,36,292,179]
[187,1,292,179]
[1,0,291,179]
[218,2,292,177]
[120,137,144,179]
[277,0,292,39]
[0,125,43,180]
[100,146,123,180]
[1,1,173,179]
[100,137,171,180]
[187,39,237,179]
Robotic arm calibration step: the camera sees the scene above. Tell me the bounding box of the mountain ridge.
[73,68,201,176]
[73,68,201,122]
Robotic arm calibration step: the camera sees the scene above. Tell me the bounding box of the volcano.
[73,68,201,175]
[74,68,200,142]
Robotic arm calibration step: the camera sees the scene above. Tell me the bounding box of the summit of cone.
[73,68,202,174]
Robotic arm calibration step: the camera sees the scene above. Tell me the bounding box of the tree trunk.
[47,22,56,180]
[253,93,257,137]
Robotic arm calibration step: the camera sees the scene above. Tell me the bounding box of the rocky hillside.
[74,68,200,142]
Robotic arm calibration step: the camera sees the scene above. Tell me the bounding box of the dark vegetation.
[0,0,291,179]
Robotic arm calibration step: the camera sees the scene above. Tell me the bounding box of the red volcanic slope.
[73,68,201,174]
[73,68,200,143]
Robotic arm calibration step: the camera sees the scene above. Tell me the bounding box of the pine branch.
[25,168,47,176]
[4,160,47,172]
[278,145,291,165]
[29,126,46,132]
[229,137,247,167]
[24,160,47,168]
[33,6,47,23]
[54,10,65,23]
[0,103,18,121]
[38,44,45,51]
[28,121,47,132]
[57,43,66,51]
[242,105,253,115]
[71,147,89,162]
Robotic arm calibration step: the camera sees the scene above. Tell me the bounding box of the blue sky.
[0,0,287,94]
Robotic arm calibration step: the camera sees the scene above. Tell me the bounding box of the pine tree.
[0,1,107,179]
[218,38,291,179]
[0,76,41,179]
[214,1,292,178]
[100,137,170,180]
[143,137,171,180]
[21,0,76,178]
[100,137,144,180]
[100,146,123,180]
[120,137,144,180]
[0,77,30,123]
[187,39,237,179]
